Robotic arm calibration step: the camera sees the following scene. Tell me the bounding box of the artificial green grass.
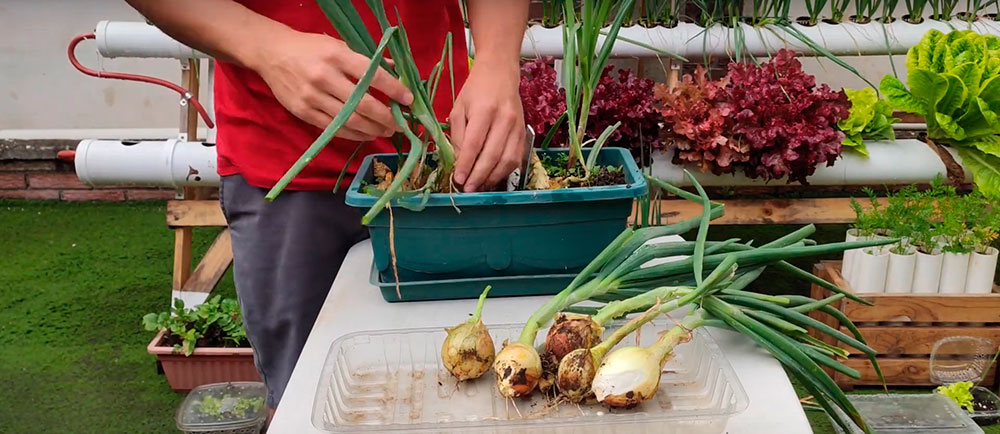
[0,200,235,433]
[1,201,997,433]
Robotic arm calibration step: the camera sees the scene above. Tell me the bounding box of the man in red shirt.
[126,0,528,413]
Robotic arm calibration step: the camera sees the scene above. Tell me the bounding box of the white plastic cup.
[854,247,889,293]
[912,250,944,294]
[966,247,999,294]
[939,252,972,294]
[842,228,861,282]
[886,249,916,294]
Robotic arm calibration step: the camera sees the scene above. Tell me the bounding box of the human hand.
[449,60,526,192]
[251,29,413,141]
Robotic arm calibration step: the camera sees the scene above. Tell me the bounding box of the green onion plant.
[489,172,892,433]
[930,0,961,19]
[266,0,458,225]
[829,0,852,22]
[805,0,830,24]
[559,0,639,177]
[904,0,930,21]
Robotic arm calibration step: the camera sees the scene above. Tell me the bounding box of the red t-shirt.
[214,1,469,191]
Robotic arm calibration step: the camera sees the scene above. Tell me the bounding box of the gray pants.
[220,174,367,408]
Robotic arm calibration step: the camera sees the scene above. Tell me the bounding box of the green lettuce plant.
[937,381,976,411]
[142,296,248,356]
[880,29,1000,200]
[838,88,899,156]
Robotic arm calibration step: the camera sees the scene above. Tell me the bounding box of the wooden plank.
[645,197,887,225]
[167,200,227,227]
[841,294,1000,323]
[818,261,1000,323]
[172,227,193,290]
[838,357,997,387]
[809,263,843,349]
[845,326,1000,355]
[181,229,233,294]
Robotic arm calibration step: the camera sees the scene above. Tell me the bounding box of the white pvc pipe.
[944,146,980,183]
[95,20,205,59]
[650,139,946,187]
[74,139,219,188]
[519,19,1000,58]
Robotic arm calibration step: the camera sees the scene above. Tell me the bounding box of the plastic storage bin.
[176,382,267,434]
[830,394,983,434]
[345,148,646,288]
[311,324,747,434]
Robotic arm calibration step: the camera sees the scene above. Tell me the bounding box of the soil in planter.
[365,154,626,195]
[162,324,250,349]
[539,152,626,187]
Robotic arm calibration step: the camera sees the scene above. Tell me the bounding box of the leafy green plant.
[850,187,890,237]
[881,29,1000,200]
[937,381,976,411]
[838,88,899,156]
[142,296,247,356]
[196,395,266,420]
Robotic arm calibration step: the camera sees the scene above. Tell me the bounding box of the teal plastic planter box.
[345,147,646,294]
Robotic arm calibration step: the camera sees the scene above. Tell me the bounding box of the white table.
[270,241,814,434]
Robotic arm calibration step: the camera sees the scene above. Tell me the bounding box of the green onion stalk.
[266,0,458,225]
[567,271,881,433]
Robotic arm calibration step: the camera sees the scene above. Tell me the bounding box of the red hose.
[68,32,215,128]
[57,150,76,163]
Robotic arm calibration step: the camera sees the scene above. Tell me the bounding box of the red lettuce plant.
[519,58,663,164]
[655,66,747,174]
[519,57,567,148]
[590,65,664,163]
[726,49,850,183]
[656,50,850,184]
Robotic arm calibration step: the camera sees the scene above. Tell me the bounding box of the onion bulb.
[539,314,603,392]
[441,286,495,381]
[591,311,702,408]
[493,342,542,397]
[555,348,599,402]
[591,346,661,408]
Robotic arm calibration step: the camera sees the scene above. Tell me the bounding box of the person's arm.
[450,0,529,192]
[125,0,413,141]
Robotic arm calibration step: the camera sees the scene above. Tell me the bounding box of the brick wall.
[0,139,178,202]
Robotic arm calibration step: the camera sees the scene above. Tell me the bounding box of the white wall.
[0,0,204,133]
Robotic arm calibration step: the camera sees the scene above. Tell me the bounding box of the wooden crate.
[808,261,1000,389]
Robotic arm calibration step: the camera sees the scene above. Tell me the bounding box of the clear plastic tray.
[830,394,983,434]
[312,323,748,434]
